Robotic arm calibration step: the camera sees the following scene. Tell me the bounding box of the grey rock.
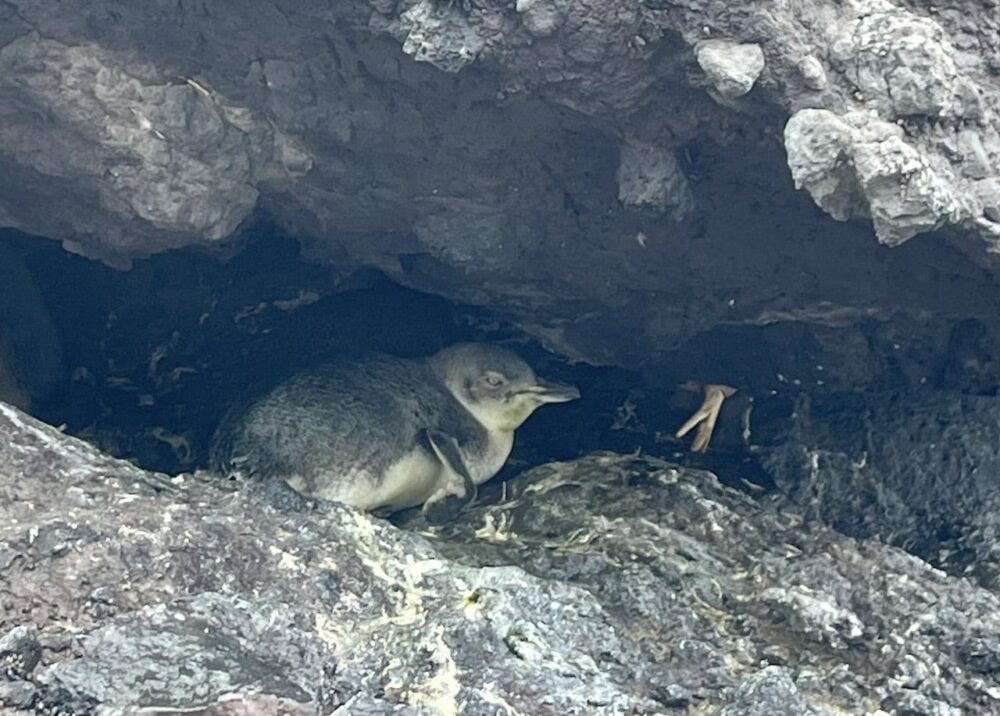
[5,402,1000,714]
[829,9,972,119]
[395,1,485,73]
[769,1,1000,246]
[38,593,333,710]
[29,520,96,558]
[0,34,261,262]
[85,587,118,619]
[762,388,1000,589]
[0,625,41,678]
[759,586,864,650]
[411,203,516,270]
[516,0,563,38]
[956,128,995,179]
[783,108,866,222]
[649,683,691,708]
[976,177,1000,222]
[895,653,932,690]
[784,109,965,245]
[0,404,662,714]
[798,56,827,91]
[884,690,964,716]
[0,541,18,572]
[427,453,1000,713]
[696,40,766,98]
[330,694,433,715]
[719,667,835,716]
[0,680,36,709]
[616,141,694,218]
[1,0,1000,364]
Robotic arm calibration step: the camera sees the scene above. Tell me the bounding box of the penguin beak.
[529,379,581,403]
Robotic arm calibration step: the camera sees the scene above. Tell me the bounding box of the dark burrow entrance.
[0,224,778,486]
[17,226,493,475]
[5,224,1000,586]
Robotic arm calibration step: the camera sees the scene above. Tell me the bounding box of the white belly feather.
[287,430,514,512]
[469,430,514,485]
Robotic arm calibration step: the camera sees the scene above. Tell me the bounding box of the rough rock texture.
[3,400,1000,715]
[616,140,695,219]
[762,386,1000,590]
[5,3,1000,714]
[1,0,1000,369]
[782,3,1000,246]
[695,41,766,99]
[785,109,966,246]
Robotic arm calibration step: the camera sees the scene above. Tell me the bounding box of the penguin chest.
[371,448,446,511]
[466,430,514,486]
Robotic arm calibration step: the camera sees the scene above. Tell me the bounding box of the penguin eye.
[483,372,507,388]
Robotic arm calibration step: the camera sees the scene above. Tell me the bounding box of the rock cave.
[3,0,1000,714]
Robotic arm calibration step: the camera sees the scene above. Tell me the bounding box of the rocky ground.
[3,398,1000,715]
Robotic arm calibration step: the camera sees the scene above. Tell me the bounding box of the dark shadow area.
[6,225,463,472]
[8,224,1000,584]
[0,224,780,497]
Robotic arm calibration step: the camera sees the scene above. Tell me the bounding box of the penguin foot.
[675,383,737,453]
[420,470,477,524]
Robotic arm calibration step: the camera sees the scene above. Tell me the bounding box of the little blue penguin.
[210,343,579,521]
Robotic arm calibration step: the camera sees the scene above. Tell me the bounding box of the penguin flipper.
[420,428,477,524]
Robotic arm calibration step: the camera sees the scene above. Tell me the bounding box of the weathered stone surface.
[773,1,1000,246]
[38,594,332,711]
[515,0,563,39]
[4,3,1000,714]
[718,668,831,716]
[0,35,271,260]
[0,403,662,714]
[763,386,1000,589]
[0,681,35,710]
[0,0,998,368]
[394,1,485,73]
[0,626,41,680]
[695,40,765,99]
[4,400,1000,714]
[784,108,966,245]
[978,177,1000,221]
[829,9,977,120]
[616,140,694,218]
[797,55,827,91]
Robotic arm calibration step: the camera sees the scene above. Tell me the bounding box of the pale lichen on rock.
[830,8,977,120]
[695,40,766,99]
[397,0,486,72]
[784,108,969,245]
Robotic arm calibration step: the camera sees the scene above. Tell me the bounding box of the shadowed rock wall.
[1,0,999,367]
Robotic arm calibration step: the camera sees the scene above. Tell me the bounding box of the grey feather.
[211,354,485,489]
[209,343,579,515]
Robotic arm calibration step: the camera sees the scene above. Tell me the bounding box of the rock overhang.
[0,0,995,372]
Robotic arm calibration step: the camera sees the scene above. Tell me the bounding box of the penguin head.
[433,343,580,432]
